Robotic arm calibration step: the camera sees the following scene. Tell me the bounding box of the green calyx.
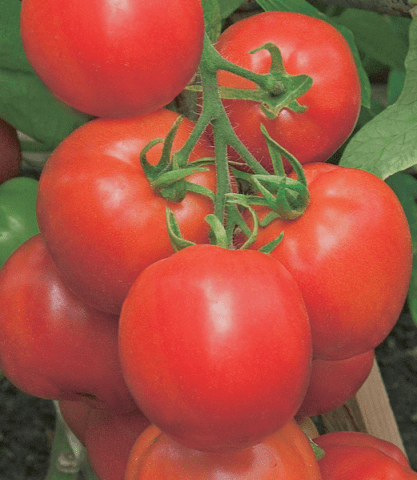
[140,116,215,204]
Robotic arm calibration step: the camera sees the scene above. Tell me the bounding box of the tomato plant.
[0,118,21,184]
[36,109,217,314]
[239,163,412,360]
[296,350,375,417]
[315,431,417,479]
[0,176,39,269]
[125,420,322,479]
[119,244,312,452]
[20,0,205,118]
[214,11,361,173]
[0,234,137,412]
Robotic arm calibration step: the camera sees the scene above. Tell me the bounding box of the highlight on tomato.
[119,244,312,452]
[20,0,205,118]
[215,11,361,173]
[36,109,217,314]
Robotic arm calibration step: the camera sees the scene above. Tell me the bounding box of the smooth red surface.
[21,0,204,118]
[125,420,322,479]
[215,12,361,173]
[243,163,412,359]
[36,110,217,314]
[119,244,312,452]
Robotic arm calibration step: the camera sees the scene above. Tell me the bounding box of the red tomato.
[20,0,204,118]
[119,244,312,452]
[59,399,92,445]
[0,234,137,412]
[297,350,375,417]
[215,12,361,173]
[84,407,150,480]
[240,163,412,360]
[125,420,322,480]
[0,118,21,184]
[36,109,217,314]
[316,431,417,479]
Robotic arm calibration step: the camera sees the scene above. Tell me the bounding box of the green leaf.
[340,18,417,179]
[335,10,409,72]
[202,0,222,42]
[0,0,92,150]
[256,0,371,108]
[388,69,406,105]
[218,0,247,19]
[385,172,417,327]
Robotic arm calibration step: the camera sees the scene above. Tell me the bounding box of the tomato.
[296,350,375,417]
[0,234,137,412]
[20,0,204,118]
[119,244,312,452]
[36,109,217,314]
[0,118,21,184]
[59,399,91,445]
[240,163,412,360]
[215,11,361,173]
[315,431,417,479]
[125,420,322,480]
[84,407,150,480]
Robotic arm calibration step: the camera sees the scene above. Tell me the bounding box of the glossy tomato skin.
[244,163,412,360]
[119,244,312,452]
[125,420,322,480]
[0,234,137,412]
[215,12,361,173]
[0,118,21,184]
[20,0,204,118]
[36,109,217,314]
[316,431,417,479]
[296,350,375,417]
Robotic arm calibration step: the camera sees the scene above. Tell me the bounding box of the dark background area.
[0,307,416,480]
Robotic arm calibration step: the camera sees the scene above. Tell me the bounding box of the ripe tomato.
[0,234,137,412]
[0,118,21,184]
[215,12,361,173]
[59,400,91,445]
[125,420,322,480]
[20,0,204,118]
[315,431,417,479]
[84,407,150,480]
[119,244,312,452]
[240,163,412,360]
[36,109,217,314]
[296,350,375,417]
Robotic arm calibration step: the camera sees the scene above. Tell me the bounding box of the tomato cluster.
[0,3,415,479]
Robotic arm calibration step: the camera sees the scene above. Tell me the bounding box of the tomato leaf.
[0,0,92,150]
[255,0,371,108]
[217,0,247,19]
[201,0,222,42]
[335,10,409,72]
[340,16,417,179]
[385,172,417,328]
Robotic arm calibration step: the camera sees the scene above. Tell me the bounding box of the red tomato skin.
[0,118,21,184]
[84,407,151,480]
[125,420,322,480]
[316,432,417,479]
[36,110,216,314]
[0,234,137,412]
[119,244,312,452]
[59,400,92,445]
[297,350,375,417]
[244,163,412,360]
[20,0,204,118]
[215,12,361,172]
